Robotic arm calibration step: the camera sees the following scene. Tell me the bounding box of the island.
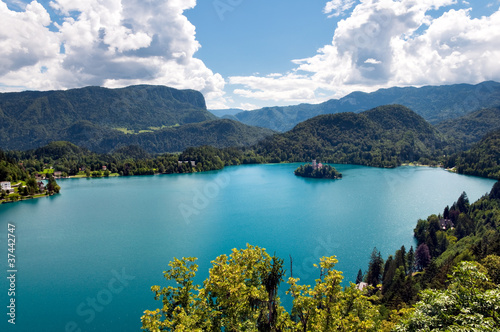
[294,160,342,179]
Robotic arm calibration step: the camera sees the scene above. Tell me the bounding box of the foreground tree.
[142,245,382,332]
[287,256,379,331]
[394,261,500,331]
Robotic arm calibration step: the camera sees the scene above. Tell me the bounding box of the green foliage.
[436,107,500,149]
[0,148,28,183]
[142,245,382,332]
[0,86,274,153]
[395,261,500,331]
[367,248,384,287]
[444,129,500,179]
[294,164,342,179]
[254,105,446,168]
[7,142,265,179]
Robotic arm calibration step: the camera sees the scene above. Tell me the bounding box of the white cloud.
[0,0,226,108]
[239,103,259,111]
[324,0,356,18]
[230,0,500,106]
[230,73,333,104]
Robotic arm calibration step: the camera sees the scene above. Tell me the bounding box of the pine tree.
[367,247,384,287]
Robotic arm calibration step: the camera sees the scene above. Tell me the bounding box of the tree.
[142,246,382,332]
[367,248,384,287]
[356,269,364,284]
[443,205,450,219]
[415,244,431,272]
[482,255,500,284]
[142,245,289,332]
[395,262,500,331]
[456,191,470,214]
[46,174,60,194]
[287,256,379,332]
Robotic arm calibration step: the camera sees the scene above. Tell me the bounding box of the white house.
[1,181,12,191]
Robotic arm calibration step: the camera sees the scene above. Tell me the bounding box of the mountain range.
[3,82,500,157]
[232,81,500,132]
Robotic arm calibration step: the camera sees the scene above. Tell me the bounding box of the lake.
[0,163,496,331]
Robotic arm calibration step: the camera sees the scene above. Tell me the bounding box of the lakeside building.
[1,181,12,191]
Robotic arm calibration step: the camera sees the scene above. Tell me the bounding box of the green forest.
[254,105,448,168]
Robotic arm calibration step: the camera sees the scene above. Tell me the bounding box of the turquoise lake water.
[0,163,497,331]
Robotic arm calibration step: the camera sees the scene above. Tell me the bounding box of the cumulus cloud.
[230,73,333,104]
[324,0,356,18]
[0,0,226,107]
[231,0,500,105]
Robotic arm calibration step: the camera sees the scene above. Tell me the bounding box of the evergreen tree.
[356,269,364,284]
[406,246,415,275]
[367,247,384,287]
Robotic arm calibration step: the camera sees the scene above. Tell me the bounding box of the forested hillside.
[57,119,274,153]
[0,149,28,183]
[444,129,500,179]
[436,107,500,149]
[254,105,447,167]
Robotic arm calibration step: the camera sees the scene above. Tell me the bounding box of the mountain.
[0,85,217,150]
[254,105,447,167]
[234,81,500,132]
[436,107,500,149]
[209,108,244,118]
[0,85,275,153]
[58,118,275,153]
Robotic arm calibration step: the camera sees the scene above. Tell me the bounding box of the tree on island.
[294,163,342,179]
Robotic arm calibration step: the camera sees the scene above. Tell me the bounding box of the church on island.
[312,160,323,170]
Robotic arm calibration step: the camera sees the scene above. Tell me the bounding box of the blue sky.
[1,0,500,110]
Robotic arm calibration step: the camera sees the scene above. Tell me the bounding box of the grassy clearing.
[113,124,180,135]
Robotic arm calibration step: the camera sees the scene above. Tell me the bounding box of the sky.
[1,0,500,110]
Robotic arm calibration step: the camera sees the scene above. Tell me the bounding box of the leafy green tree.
[395,261,500,331]
[415,244,431,271]
[482,255,500,284]
[287,256,379,331]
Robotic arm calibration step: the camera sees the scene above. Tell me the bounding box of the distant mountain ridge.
[208,108,244,118]
[0,85,274,152]
[234,81,500,131]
